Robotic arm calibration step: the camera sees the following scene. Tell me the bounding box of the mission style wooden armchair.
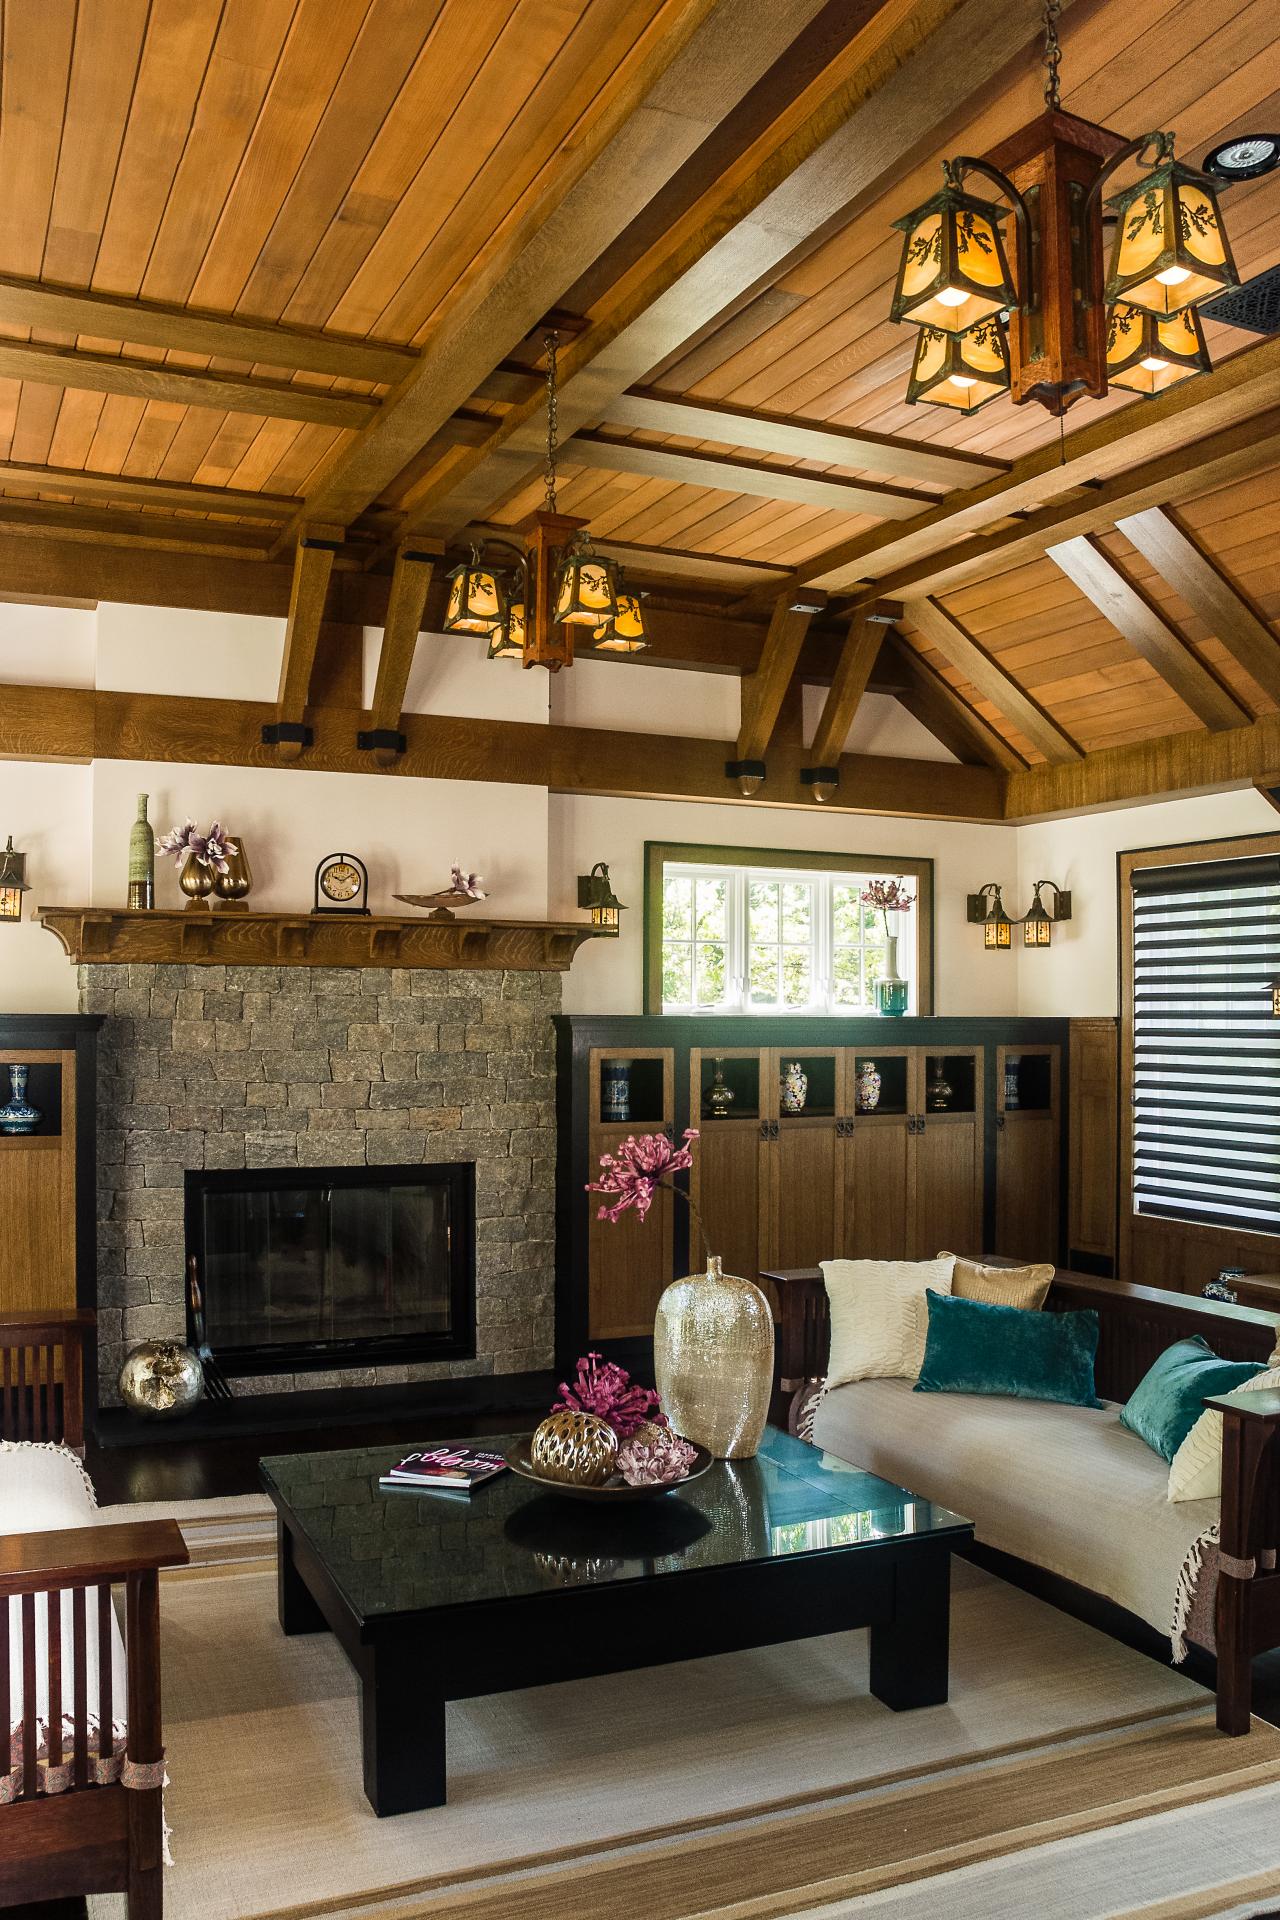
[769,1265,1280,1737]
[0,1309,188,1918]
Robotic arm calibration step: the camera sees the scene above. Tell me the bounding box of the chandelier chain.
[1041,0,1062,110]
[544,329,560,514]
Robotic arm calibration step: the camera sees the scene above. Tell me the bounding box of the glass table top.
[261,1426,971,1624]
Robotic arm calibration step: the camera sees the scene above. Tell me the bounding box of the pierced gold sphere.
[530,1409,618,1486]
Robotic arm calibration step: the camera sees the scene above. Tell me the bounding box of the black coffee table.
[259,1427,972,1816]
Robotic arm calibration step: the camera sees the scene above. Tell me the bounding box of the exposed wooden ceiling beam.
[748,334,1280,605]
[0,497,278,559]
[0,680,1005,823]
[273,534,342,762]
[280,0,830,539]
[885,632,1027,771]
[0,338,377,429]
[1115,506,1280,709]
[602,389,1007,488]
[390,0,1058,541]
[737,593,826,761]
[862,409,1280,607]
[366,546,439,766]
[0,274,417,386]
[565,432,938,517]
[0,460,300,525]
[1006,709,1280,820]
[1048,535,1252,733]
[808,611,881,767]
[908,597,1083,765]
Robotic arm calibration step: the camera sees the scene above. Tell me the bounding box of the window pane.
[749,881,779,945]
[782,882,812,942]
[695,942,727,1005]
[749,944,780,1004]
[833,947,862,1006]
[662,944,692,1005]
[832,886,861,944]
[663,876,693,942]
[864,946,886,997]
[782,948,811,1006]
[695,877,727,941]
[863,903,886,942]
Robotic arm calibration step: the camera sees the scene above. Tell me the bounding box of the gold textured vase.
[654,1254,774,1460]
[178,852,215,910]
[213,833,253,910]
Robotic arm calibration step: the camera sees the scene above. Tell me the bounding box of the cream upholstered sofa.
[771,1264,1280,1732]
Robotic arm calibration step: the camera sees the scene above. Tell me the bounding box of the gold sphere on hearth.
[530,1410,618,1486]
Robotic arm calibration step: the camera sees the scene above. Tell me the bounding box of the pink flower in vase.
[586,1127,698,1225]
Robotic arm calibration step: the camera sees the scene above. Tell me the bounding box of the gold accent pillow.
[939,1253,1054,1313]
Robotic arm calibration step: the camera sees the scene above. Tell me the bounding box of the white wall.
[96,602,286,702]
[0,602,95,688]
[0,760,91,1011]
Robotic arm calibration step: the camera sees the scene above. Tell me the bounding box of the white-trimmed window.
[657,858,920,1016]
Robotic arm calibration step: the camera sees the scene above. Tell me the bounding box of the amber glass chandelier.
[888,2,1238,416]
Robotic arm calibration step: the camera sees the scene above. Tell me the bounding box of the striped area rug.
[86,1505,1280,1920]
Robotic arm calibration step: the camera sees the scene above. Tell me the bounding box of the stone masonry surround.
[80,961,559,1402]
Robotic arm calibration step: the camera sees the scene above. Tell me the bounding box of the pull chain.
[1042,0,1062,110]
[543,329,560,515]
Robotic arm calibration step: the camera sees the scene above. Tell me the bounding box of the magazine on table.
[379,1445,508,1494]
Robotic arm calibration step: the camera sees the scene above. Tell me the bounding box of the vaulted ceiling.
[2,0,1280,823]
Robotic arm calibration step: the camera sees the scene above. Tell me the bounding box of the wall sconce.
[577,861,625,936]
[967,879,1072,949]
[0,837,29,922]
[725,759,766,798]
[801,766,840,803]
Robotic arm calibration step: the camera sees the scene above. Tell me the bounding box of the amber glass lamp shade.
[577,861,625,936]
[890,183,1016,334]
[1105,160,1239,316]
[984,915,1013,950]
[487,599,526,661]
[444,553,507,634]
[593,593,647,653]
[555,540,619,627]
[906,317,1010,413]
[0,837,28,921]
[1106,302,1210,395]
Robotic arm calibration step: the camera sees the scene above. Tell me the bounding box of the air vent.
[1200,265,1280,336]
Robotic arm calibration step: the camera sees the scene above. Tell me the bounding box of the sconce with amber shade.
[967,882,1013,950]
[577,861,625,936]
[889,171,1017,332]
[0,837,29,922]
[1021,880,1072,947]
[1104,138,1239,316]
[1106,301,1210,395]
[906,316,1010,413]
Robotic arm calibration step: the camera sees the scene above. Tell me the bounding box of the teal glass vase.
[875,929,909,1017]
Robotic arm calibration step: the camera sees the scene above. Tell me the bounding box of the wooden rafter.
[366,546,440,765]
[1007,709,1280,820]
[885,634,1027,772]
[563,433,939,519]
[0,339,377,430]
[1048,535,1251,732]
[0,461,300,525]
[808,612,882,768]
[1116,507,1280,709]
[273,533,342,761]
[602,390,1007,489]
[0,681,1005,824]
[736,594,825,762]
[0,275,417,385]
[908,597,1083,765]
[389,0,1060,540]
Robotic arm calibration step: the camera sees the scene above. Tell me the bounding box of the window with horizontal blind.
[1130,853,1280,1236]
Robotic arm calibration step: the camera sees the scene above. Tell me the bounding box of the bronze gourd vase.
[213,834,253,910]
[178,852,215,910]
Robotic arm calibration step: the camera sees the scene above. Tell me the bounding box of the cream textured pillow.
[821,1256,955,1386]
[941,1252,1054,1313]
[1167,1364,1280,1502]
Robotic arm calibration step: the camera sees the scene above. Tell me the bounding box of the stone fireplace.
[79,961,558,1403]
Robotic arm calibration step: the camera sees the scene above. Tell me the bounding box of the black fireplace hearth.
[185,1163,476,1377]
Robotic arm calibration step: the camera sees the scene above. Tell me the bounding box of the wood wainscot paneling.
[1068,1018,1118,1271]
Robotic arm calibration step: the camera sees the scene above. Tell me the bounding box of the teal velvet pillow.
[914,1289,1102,1408]
[1120,1336,1265,1462]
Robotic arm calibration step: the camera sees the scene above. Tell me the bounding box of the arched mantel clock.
[313,852,370,916]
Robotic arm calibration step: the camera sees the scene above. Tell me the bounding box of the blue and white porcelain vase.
[0,1063,41,1135]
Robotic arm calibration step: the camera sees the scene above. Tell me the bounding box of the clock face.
[321,860,363,902]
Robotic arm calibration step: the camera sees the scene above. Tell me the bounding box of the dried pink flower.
[616,1428,698,1487]
[553,1352,664,1438]
[586,1128,698,1225]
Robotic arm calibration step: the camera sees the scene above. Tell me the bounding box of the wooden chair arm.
[0,1519,188,1596]
[1206,1388,1280,1425]
[0,1309,94,1450]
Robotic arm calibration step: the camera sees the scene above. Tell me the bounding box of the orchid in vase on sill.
[860,875,915,1017]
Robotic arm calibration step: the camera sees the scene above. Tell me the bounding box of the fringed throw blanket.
[1172,1526,1278,1664]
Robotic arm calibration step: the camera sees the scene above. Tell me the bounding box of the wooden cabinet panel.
[0,1142,71,1313]
[913,1116,982,1257]
[1069,1019,1118,1262]
[694,1122,764,1288]
[768,1121,838,1270]
[995,1044,1060,1262]
[845,1120,911,1259]
[588,1180,674,1339]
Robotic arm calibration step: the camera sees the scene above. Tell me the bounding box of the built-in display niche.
[1001,1051,1053,1112]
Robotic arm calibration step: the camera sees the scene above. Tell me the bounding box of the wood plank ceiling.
[0,0,1278,816]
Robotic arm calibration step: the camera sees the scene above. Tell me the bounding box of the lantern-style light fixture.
[967,882,1013,950]
[593,591,647,654]
[442,549,508,636]
[906,316,1011,413]
[1021,880,1072,947]
[889,168,1018,333]
[0,837,29,922]
[487,599,526,661]
[1106,301,1210,395]
[555,529,620,627]
[967,878,1072,949]
[1104,138,1239,317]
[577,861,625,936]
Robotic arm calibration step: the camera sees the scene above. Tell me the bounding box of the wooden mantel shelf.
[36,907,598,972]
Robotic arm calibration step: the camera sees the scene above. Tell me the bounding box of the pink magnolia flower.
[586,1128,698,1225]
[616,1427,698,1487]
[158,820,238,875]
[553,1352,663,1438]
[449,864,487,900]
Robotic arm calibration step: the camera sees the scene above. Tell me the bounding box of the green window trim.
[643,841,935,1017]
